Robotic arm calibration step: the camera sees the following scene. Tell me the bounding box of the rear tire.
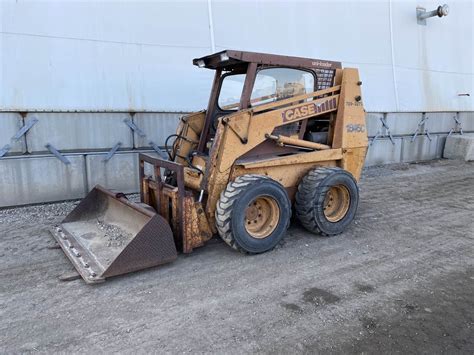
[215,175,291,254]
[295,167,358,236]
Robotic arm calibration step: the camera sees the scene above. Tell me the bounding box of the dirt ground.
[1,159,473,354]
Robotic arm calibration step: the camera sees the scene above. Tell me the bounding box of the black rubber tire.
[295,167,359,236]
[215,175,291,254]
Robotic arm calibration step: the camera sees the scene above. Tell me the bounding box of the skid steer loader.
[51,50,368,284]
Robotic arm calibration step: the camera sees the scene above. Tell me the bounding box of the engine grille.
[315,69,336,90]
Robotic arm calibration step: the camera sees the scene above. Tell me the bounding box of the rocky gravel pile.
[0,201,78,225]
[96,219,132,247]
[0,194,140,226]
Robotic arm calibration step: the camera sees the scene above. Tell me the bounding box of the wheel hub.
[323,185,350,223]
[244,196,280,239]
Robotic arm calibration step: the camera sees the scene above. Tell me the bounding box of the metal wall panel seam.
[207,0,216,52]
[82,153,89,196]
[388,0,400,111]
[0,31,211,49]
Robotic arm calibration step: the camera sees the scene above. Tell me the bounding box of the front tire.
[295,167,359,236]
[215,175,291,254]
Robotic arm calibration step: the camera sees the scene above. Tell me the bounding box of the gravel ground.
[0,159,473,353]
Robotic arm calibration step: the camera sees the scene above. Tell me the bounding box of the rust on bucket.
[50,185,177,284]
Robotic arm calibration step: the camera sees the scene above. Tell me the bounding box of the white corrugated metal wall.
[1,0,472,113]
[0,0,473,207]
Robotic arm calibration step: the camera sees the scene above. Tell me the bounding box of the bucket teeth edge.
[50,227,105,284]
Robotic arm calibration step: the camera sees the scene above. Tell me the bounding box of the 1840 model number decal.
[346,124,365,133]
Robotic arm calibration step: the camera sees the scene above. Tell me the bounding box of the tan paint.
[340,146,368,181]
[238,148,343,169]
[141,66,368,253]
[266,134,331,150]
[66,52,371,282]
[231,161,335,193]
[217,93,341,173]
[332,69,368,150]
[173,111,206,165]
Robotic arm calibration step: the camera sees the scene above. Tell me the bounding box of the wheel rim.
[323,185,350,222]
[244,196,280,239]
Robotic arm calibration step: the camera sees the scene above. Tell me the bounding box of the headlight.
[196,60,205,68]
[220,52,229,62]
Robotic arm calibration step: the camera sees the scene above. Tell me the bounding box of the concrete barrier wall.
[364,112,468,166]
[459,112,474,131]
[0,113,27,155]
[0,111,473,207]
[133,113,182,149]
[86,151,161,193]
[25,113,134,153]
[0,154,86,206]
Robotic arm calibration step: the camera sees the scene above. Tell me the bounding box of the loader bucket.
[50,185,177,284]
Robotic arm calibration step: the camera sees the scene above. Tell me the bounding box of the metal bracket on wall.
[370,131,382,146]
[149,141,168,160]
[425,129,432,141]
[13,117,39,141]
[381,116,395,144]
[45,143,71,165]
[123,118,146,137]
[370,116,395,145]
[417,5,449,26]
[0,117,39,159]
[411,116,430,142]
[447,115,463,137]
[103,142,122,162]
[0,144,12,158]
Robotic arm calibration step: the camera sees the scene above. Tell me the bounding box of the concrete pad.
[133,112,183,148]
[401,135,442,162]
[365,138,402,166]
[0,112,27,155]
[386,112,422,136]
[0,155,86,207]
[443,133,474,161]
[3,160,474,353]
[26,113,133,153]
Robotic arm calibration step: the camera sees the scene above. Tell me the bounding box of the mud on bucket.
[50,185,177,284]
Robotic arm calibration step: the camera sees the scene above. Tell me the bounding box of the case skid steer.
[51,50,368,284]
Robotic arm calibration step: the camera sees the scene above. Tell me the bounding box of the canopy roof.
[193,50,341,71]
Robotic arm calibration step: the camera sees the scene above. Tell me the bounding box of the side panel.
[173,111,206,166]
[340,147,368,181]
[205,83,360,220]
[230,161,336,202]
[332,69,368,150]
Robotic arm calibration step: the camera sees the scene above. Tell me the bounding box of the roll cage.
[192,50,342,153]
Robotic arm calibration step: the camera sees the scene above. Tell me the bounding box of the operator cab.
[192,50,342,154]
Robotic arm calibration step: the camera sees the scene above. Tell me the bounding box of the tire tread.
[295,167,353,236]
[215,174,289,253]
